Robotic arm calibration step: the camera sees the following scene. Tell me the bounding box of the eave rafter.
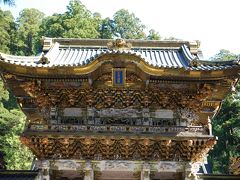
[20,134,216,162]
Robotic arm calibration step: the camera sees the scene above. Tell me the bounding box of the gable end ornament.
[107,39,132,50]
[38,54,49,65]
[189,58,201,68]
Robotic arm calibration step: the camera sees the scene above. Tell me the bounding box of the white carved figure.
[159,162,177,171]
[155,109,174,118]
[185,162,201,180]
[177,108,199,125]
[105,161,130,170]
[62,160,77,169]
[98,108,139,117]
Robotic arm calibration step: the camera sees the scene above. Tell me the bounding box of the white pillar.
[84,161,94,180]
[141,163,150,180]
[184,162,200,180]
[39,160,50,180]
[208,116,212,136]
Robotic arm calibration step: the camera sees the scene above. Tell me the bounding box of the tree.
[0,9,16,53]
[39,0,100,39]
[209,91,240,173]
[208,50,240,174]
[0,80,33,170]
[99,17,115,39]
[16,8,45,55]
[0,9,34,168]
[0,0,15,6]
[62,0,100,38]
[147,29,161,40]
[39,13,65,38]
[210,49,238,61]
[112,9,146,39]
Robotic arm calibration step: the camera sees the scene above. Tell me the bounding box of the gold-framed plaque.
[112,68,126,87]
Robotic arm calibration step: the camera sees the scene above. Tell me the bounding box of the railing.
[28,124,208,135]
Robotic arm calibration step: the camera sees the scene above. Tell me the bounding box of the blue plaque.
[113,68,126,86]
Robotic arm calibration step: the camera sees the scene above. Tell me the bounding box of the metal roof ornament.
[107,39,132,50]
[190,57,201,67]
[38,54,49,64]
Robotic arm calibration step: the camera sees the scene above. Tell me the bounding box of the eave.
[0,54,239,80]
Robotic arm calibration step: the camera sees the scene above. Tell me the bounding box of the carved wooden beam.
[21,135,216,162]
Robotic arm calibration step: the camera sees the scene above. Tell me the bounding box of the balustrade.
[29,124,207,135]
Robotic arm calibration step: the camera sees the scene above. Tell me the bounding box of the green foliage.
[208,51,240,174]
[0,80,33,170]
[63,0,100,38]
[210,49,238,61]
[39,13,65,38]
[0,8,16,54]
[0,80,9,101]
[39,0,100,39]
[113,9,146,39]
[147,29,161,40]
[209,93,240,173]
[99,17,114,39]
[16,8,45,55]
[39,1,161,40]
[0,0,15,6]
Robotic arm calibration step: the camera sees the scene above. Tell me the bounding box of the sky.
[2,0,240,59]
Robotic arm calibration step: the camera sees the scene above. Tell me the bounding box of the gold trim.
[36,68,48,74]
[15,67,27,73]
[202,101,220,107]
[189,71,201,77]
[211,71,223,76]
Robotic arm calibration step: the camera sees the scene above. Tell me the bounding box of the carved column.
[184,162,200,180]
[141,162,150,180]
[40,160,50,180]
[84,161,94,180]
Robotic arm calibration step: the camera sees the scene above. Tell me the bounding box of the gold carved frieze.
[97,72,112,82]
[126,72,142,83]
[21,135,216,162]
[20,82,214,114]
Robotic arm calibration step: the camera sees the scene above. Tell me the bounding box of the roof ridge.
[42,37,197,50]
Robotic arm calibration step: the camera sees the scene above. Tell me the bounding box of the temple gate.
[0,38,239,180]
